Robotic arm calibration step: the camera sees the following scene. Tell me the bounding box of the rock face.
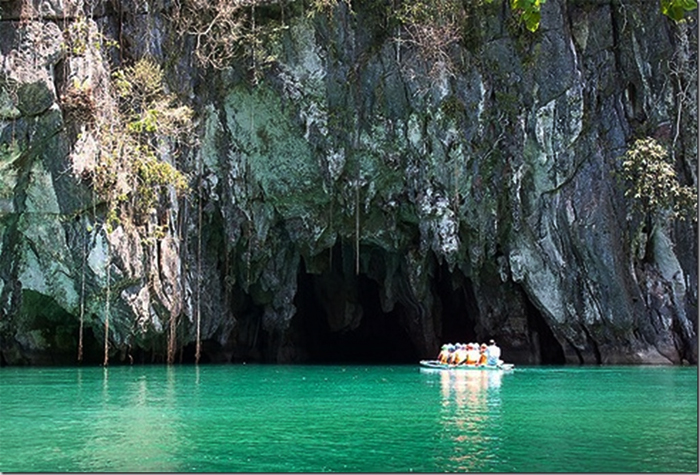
[0,0,696,365]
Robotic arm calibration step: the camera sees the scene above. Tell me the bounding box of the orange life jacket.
[465,349,479,365]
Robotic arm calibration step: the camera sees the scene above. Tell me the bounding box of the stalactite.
[352,121,361,275]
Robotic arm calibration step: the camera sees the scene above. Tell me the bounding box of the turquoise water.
[0,365,696,472]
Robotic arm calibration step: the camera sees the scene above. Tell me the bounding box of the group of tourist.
[437,339,502,366]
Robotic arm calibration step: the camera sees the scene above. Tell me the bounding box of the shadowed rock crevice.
[522,288,566,365]
[433,263,480,346]
[1,290,103,365]
[292,244,420,364]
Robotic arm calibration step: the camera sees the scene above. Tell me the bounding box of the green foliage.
[661,0,698,21]
[114,59,165,111]
[510,0,545,32]
[80,57,193,232]
[128,109,159,134]
[619,138,697,221]
[105,206,120,234]
[393,0,547,77]
[133,147,189,213]
[63,15,119,57]
[113,58,194,141]
[168,0,697,77]
[65,17,91,55]
[111,59,192,214]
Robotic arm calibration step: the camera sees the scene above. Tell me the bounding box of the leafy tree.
[619,138,697,222]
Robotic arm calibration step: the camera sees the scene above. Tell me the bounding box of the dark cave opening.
[290,245,500,364]
[179,341,215,364]
[295,271,419,364]
[77,326,104,365]
[293,246,420,364]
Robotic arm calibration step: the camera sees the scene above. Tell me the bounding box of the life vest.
[454,348,467,365]
[448,349,459,364]
[465,349,479,365]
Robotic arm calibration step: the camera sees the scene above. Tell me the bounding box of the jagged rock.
[0,0,696,365]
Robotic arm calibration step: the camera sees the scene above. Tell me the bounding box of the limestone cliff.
[0,0,696,365]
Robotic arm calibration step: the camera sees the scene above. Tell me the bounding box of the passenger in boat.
[438,344,450,364]
[465,343,480,365]
[448,343,459,364]
[453,343,468,365]
[486,339,501,366]
[443,343,455,364]
[477,343,488,366]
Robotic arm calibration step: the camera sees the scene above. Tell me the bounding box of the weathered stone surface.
[0,0,696,365]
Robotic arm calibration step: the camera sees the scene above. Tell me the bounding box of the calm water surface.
[0,365,696,472]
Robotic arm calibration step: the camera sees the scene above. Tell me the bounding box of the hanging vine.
[167,304,178,364]
[103,240,111,366]
[355,171,360,275]
[195,154,203,364]
[77,220,87,362]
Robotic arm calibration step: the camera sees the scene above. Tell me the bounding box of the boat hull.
[419,359,514,371]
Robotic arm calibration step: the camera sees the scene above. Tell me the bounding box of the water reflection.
[433,369,506,472]
[77,367,184,472]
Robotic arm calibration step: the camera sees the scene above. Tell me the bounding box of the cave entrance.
[292,246,487,364]
[293,246,419,364]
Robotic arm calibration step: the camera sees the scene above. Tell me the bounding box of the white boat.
[419,359,515,371]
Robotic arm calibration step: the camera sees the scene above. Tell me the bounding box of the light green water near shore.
[0,364,696,472]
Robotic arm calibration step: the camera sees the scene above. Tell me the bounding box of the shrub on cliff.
[619,137,697,222]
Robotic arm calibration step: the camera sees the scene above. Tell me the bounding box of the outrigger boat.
[419,359,515,371]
